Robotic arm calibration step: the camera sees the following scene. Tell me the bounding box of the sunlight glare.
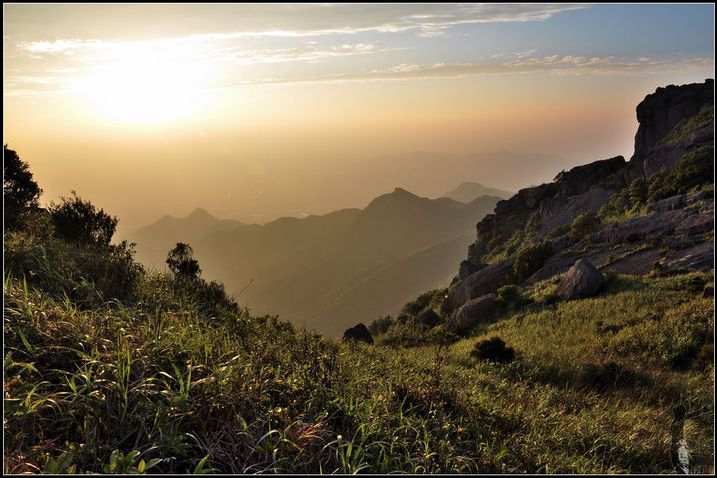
[73,44,211,124]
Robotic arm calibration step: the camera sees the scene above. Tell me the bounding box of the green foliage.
[569,212,602,241]
[4,145,42,231]
[628,178,648,205]
[470,337,515,363]
[512,242,553,282]
[103,450,162,474]
[648,146,714,202]
[485,211,543,264]
[166,242,201,278]
[49,191,118,248]
[4,143,714,474]
[659,105,714,146]
[496,284,527,310]
[4,231,144,307]
[401,290,436,316]
[368,315,396,336]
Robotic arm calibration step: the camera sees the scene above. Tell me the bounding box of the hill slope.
[195,190,501,336]
[126,208,245,269]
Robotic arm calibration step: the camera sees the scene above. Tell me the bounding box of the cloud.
[229,54,714,86]
[9,3,588,42]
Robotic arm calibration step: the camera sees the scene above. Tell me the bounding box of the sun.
[74,52,210,124]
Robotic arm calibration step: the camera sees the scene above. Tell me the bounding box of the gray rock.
[597,208,695,245]
[634,80,714,155]
[647,194,686,214]
[342,323,374,344]
[443,257,514,313]
[557,259,604,299]
[675,211,714,235]
[444,294,496,334]
[663,241,714,271]
[533,187,614,242]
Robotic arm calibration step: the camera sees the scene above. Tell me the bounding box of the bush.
[648,146,714,201]
[4,232,144,307]
[496,284,527,310]
[401,290,439,317]
[49,192,118,248]
[569,212,601,241]
[512,242,553,282]
[470,337,515,363]
[671,145,714,192]
[628,178,648,205]
[166,242,201,278]
[368,315,396,336]
[4,145,42,231]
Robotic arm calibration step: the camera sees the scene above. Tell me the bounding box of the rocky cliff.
[434,79,713,322]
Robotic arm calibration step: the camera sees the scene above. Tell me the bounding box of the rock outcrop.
[410,80,713,337]
[444,294,496,334]
[443,258,514,314]
[557,259,604,299]
[342,323,374,344]
[634,80,714,156]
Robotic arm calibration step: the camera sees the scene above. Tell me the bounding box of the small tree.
[4,145,42,230]
[49,191,118,248]
[569,211,601,241]
[166,242,201,278]
[628,178,648,206]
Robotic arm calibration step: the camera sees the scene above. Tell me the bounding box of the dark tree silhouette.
[166,242,201,278]
[49,191,118,248]
[4,145,42,230]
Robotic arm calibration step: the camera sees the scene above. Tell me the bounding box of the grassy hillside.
[4,221,714,473]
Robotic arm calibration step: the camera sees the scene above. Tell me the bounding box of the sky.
[3,3,715,233]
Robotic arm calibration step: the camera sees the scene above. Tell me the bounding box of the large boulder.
[557,259,604,300]
[443,257,514,313]
[444,294,496,334]
[342,323,374,344]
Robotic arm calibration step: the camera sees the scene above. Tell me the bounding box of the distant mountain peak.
[441,182,512,203]
[188,207,214,219]
[391,187,417,197]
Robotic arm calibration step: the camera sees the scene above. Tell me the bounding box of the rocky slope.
[377,79,713,338]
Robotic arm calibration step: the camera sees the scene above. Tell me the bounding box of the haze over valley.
[3,3,715,475]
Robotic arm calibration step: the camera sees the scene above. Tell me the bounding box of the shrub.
[4,145,42,231]
[512,242,553,282]
[628,178,648,205]
[569,211,601,241]
[401,290,438,317]
[49,191,118,248]
[648,146,714,201]
[166,242,201,278]
[368,315,396,336]
[470,337,515,363]
[4,231,143,307]
[496,284,527,310]
[671,145,714,192]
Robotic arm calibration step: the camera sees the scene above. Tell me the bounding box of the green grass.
[3,229,714,474]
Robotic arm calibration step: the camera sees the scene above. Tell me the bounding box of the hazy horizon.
[4,3,715,234]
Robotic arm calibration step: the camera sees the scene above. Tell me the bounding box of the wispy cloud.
[226,54,714,86]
